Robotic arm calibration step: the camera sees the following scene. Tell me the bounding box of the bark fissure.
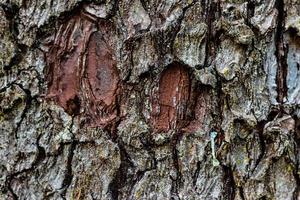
[171,132,183,200]
[61,141,76,197]
[14,83,33,139]
[274,0,288,104]
[251,121,267,175]
[1,1,300,199]
[203,1,220,69]
[222,165,236,200]
[5,133,46,200]
[238,186,246,200]
[108,138,134,200]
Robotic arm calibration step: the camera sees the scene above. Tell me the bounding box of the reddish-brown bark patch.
[45,13,120,128]
[151,64,190,132]
[83,31,119,127]
[150,64,210,133]
[86,32,118,105]
[182,89,209,133]
[46,15,95,114]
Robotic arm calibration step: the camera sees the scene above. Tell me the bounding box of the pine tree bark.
[0,0,300,199]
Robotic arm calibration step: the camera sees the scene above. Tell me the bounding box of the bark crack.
[108,138,134,200]
[274,0,288,104]
[14,83,33,139]
[5,129,46,200]
[222,165,236,200]
[170,131,183,200]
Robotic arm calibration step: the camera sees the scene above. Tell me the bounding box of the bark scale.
[0,0,299,200]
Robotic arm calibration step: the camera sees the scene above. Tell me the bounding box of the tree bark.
[0,0,300,199]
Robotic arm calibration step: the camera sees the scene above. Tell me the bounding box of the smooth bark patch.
[84,30,119,127]
[151,64,190,132]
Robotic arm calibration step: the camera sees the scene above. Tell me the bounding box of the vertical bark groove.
[275,0,288,104]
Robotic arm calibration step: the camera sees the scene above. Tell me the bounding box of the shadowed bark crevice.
[238,186,246,200]
[222,165,236,200]
[274,0,288,104]
[170,132,183,200]
[14,83,33,139]
[108,139,134,200]
[251,121,267,174]
[60,142,76,198]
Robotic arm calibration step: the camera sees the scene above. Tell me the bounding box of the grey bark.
[0,0,300,200]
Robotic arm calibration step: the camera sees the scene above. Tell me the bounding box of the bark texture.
[0,0,300,199]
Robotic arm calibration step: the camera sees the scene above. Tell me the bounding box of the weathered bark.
[0,0,300,199]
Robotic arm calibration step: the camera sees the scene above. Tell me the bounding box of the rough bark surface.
[0,0,300,200]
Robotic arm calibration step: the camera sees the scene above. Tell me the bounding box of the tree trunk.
[0,0,299,199]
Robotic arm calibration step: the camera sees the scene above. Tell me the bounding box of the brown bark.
[0,0,300,200]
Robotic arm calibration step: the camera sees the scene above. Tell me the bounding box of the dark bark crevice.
[222,165,236,200]
[14,83,33,139]
[251,121,267,175]
[108,138,134,200]
[274,0,288,104]
[246,1,255,26]
[212,67,225,136]
[139,132,158,171]
[192,161,201,186]
[170,131,184,200]
[60,142,76,198]
[238,186,246,200]
[202,0,221,69]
